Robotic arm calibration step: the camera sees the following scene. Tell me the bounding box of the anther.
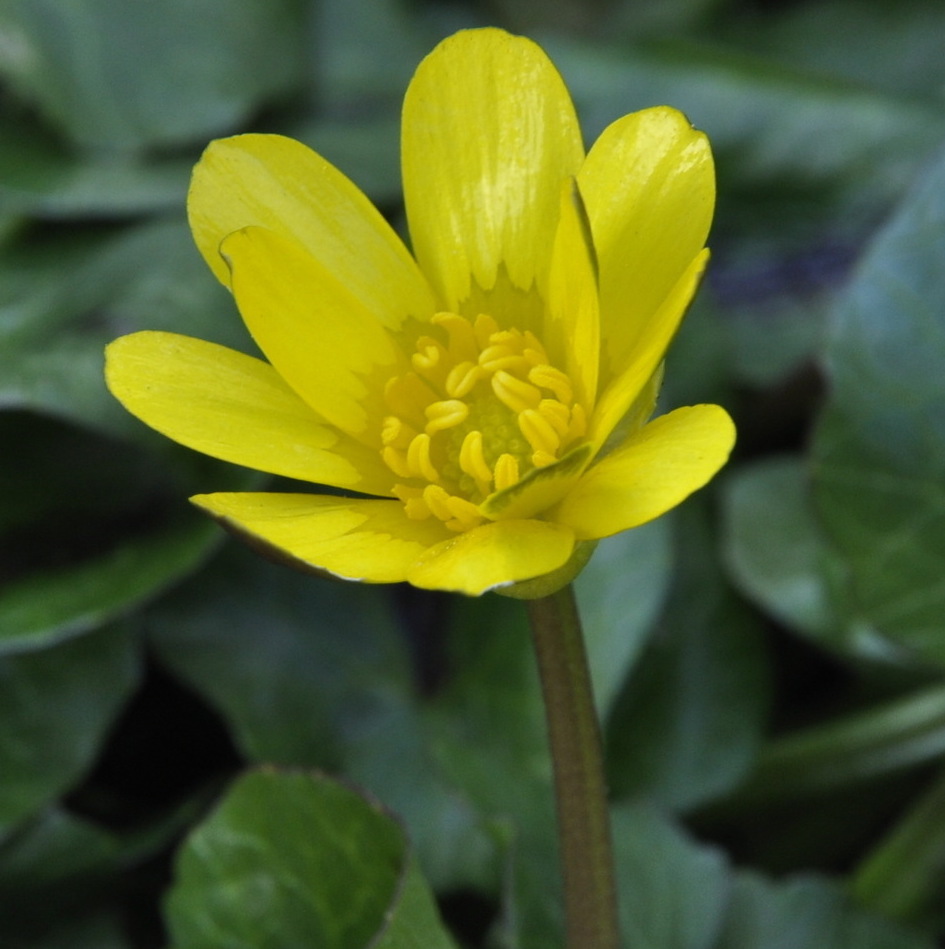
[425,399,469,434]
[493,453,520,492]
[492,371,542,413]
[407,433,440,483]
[422,484,454,522]
[529,365,573,405]
[381,446,412,479]
[538,399,571,436]
[445,361,482,398]
[459,430,494,484]
[518,409,561,457]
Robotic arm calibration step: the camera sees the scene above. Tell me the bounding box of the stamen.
[445,361,483,398]
[381,446,412,479]
[425,399,469,434]
[432,312,478,361]
[407,433,439,482]
[492,371,542,413]
[473,313,500,347]
[493,453,520,492]
[568,403,589,439]
[444,494,483,531]
[518,408,561,457]
[532,449,558,468]
[529,365,573,405]
[459,430,494,484]
[422,484,454,521]
[538,399,571,436]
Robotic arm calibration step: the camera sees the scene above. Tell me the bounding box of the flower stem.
[527,584,620,949]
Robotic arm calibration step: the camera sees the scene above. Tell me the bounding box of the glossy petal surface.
[407,518,576,595]
[402,28,584,309]
[189,134,434,328]
[105,332,393,493]
[222,226,403,441]
[192,493,451,583]
[580,108,714,378]
[556,404,736,539]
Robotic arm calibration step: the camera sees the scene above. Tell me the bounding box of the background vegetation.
[2,0,945,945]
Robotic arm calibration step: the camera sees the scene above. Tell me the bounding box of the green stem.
[527,584,620,949]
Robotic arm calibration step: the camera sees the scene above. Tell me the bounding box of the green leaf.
[716,871,934,949]
[0,219,249,436]
[165,769,456,949]
[0,0,306,152]
[722,457,902,662]
[613,802,731,949]
[576,518,673,717]
[148,547,493,892]
[0,118,192,218]
[606,503,770,810]
[0,625,139,833]
[0,519,218,655]
[812,143,945,666]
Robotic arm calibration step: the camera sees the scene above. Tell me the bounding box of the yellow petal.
[579,107,714,379]
[590,250,708,448]
[554,404,736,539]
[105,332,392,495]
[192,493,451,584]
[407,518,576,595]
[104,332,395,495]
[221,226,403,441]
[542,179,600,409]
[188,133,434,329]
[402,28,584,310]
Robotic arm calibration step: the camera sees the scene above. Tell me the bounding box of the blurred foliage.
[1,0,945,946]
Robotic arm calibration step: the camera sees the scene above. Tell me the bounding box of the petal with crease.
[579,107,714,378]
[105,331,395,494]
[188,133,434,328]
[192,493,451,583]
[221,226,404,442]
[402,28,584,310]
[555,404,736,539]
[407,518,576,595]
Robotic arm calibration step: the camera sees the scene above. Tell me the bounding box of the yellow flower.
[105,28,735,597]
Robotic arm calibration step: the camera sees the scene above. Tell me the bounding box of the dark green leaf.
[812,144,945,666]
[0,0,306,152]
[165,769,456,949]
[0,625,139,832]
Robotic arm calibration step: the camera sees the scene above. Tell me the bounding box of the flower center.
[381,312,587,531]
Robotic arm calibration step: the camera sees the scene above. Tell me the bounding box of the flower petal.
[590,249,709,448]
[554,404,736,539]
[105,331,395,495]
[579,107,714,379]
[407,518,576,595]
[221,226,404,441]
[402,28,584,310]
[191,493,451,583]
[542,179,600,409]
[188,133,434,329]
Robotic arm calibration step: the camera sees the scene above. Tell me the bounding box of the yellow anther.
[407,433,439,482]
[381,416,418,449]
[518,408,561,457]
[479,350,530,374]
[459,430,494,483]
[532,449,557,468]
[422,484,454,522]
[492,371,542,413]
[568,403,589,439]
[425,399,469,435]
[444,494,483,531]
[473,313,500,347]
[412,337,444,376]
[445,361,482,398]
[538,399,571,436]
[528,365,573,405]
[493,453,520,492]
[381,446,412,479]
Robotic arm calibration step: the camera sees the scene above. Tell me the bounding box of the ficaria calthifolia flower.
[105,28,735,597]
